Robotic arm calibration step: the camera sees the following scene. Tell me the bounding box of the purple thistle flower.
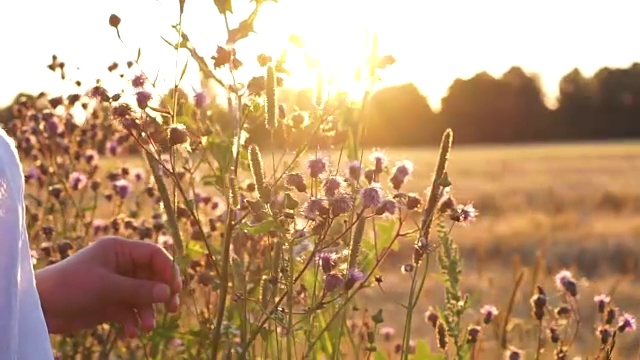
[360,184,383,208]
[132,74,146,88]
[554,270,578,297]
[194,91,208,109]
[323,176,344,197]
[25,166,40,182]
[88,85,108,100]
[68,171,88,190]
[112,179,132,199]
[617,313,637,333]
[594,294,611,314]
[135,91,152,109]
[316,252,337,274]
[347,160,362,181]
[344,268,365,291]
[302,198,326,220]
[379,326,395,342]
[375,199,397,216]
[307,156,328,179]
[390,160,413,190]
[330,195,353,217]
[323,273,344,292]
[480,305,499,324]
[92,219,109,236]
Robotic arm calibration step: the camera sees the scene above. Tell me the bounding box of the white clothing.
[0,128,54,359]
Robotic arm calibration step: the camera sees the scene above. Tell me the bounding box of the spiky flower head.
[360,183,383,208]
[554,270,578,297]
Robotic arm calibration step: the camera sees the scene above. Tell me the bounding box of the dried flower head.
[594,294,611,314]
[554,270,578,297]
[480,305,499,325]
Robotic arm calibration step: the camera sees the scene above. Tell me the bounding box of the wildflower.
[84,149,99,166]
[480,305,498,325]
[88,85,109,101]
[379,326,395,342]
[307,156,328,178]
[112,179,132,199]
[466,325,481,344]
[360,184,383,208]
[135,91,152,109]
[194,91,208,109]
[505,347,523,360]
[375,199,397,216]
[594,294,611,314]
[425,308,439,328]
[617,313,637,333]
[323,176,344,197]
[323,273,343,292]
[389,160,413,190]
[530,285,547,321]
[344,268,364,291]
[554,270,578,297]
[285,173,307,193]
[597,325,613,345]
[107,140,119,156]
[369,150,386,174]
[405,194,422,210]
[131,168,145,183]
[316,252,337,274]
[132,74,146,88]
[168,124,189,147]
[68,171,88,190]
[548,323,560,343]
[450,203,478,224]
[302,198,327,220]
[112,103,133,120]
[329,195,353,217]
[347,160,362,181]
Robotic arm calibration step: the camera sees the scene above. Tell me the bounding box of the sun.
[253,0,389,99]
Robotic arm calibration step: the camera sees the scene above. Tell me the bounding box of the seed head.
[597,325,612,345]
[108,14,121,28]
[554,270,578,297]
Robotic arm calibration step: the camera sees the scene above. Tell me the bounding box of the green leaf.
[239,219,279,235]
[375,218,399,251]
[411,339,444,359]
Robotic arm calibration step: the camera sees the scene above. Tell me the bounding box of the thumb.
[106,275,172,305]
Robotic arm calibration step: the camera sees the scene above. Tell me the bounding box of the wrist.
[35,264,65,334]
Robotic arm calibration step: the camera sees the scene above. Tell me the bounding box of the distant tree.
[363,83,437,146]
[555,68,597,139]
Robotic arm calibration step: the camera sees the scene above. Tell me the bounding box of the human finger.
[137,305,156,332]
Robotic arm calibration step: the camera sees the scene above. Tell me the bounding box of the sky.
[2,0,640,111]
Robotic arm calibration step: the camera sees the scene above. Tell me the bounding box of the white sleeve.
[0,128,23,358]
[0,128,53,359]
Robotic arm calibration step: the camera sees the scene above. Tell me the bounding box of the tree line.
[349,63,640,146]
[4,63,640,147]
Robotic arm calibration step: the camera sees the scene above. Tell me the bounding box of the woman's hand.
[35,236,181,337]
